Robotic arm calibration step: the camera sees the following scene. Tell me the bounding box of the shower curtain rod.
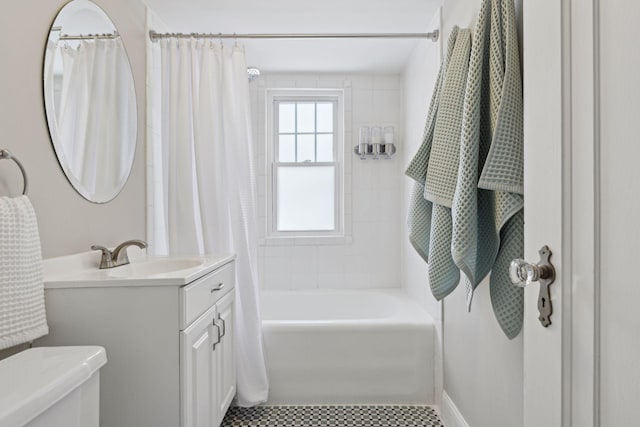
[148,30,439,42]
[58,32,120,41]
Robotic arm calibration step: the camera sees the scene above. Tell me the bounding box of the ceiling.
[142,0,443,73]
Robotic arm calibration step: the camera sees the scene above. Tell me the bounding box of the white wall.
[250,73,403,290]
[401,8,443,408]
[402,2,524,427]
[0,0,147,259]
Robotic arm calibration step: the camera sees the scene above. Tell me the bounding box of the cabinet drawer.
[180,261,235,330]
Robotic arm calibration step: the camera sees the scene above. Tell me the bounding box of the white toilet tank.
[0,346,107,427]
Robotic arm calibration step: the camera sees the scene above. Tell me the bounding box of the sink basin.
[108,259,204,278]
[43,253,235,288]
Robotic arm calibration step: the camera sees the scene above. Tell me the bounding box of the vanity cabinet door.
[216,291,236,422]
[180,305,219,427]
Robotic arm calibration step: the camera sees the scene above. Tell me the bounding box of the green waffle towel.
[407,0,524,339]
[452,0,524,339]
[406,27,471,300]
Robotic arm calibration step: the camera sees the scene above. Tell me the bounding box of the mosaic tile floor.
[222,405,444,427]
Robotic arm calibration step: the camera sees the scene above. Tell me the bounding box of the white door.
[522,1,640,426]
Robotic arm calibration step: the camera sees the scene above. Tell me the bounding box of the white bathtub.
[261,289,435,405]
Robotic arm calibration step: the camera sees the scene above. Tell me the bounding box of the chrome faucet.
[91,240,148,269]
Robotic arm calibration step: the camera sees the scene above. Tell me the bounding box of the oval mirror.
[43,0,137,203]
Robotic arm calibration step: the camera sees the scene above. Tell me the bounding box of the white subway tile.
[344,150,353,174]
[262,256,292,290]
[352,160,374,191]
[373,90,401,123]
[264,246,293,258]
[343,271,371,289]
[274,79,296,88]
[257,196,266,218]
[317,273,346,289]
[317,79,339,88]
[344,173,353,196]
[352,89,374,123]
[371,161,401,190]
[374,75,401,90]
[295,77,319,88]
[290,246,318,275]
[261,275,292,290]
[351,76,374,90]
[345,113,353,134]
[374,190,401,222]
[352,190,374,221]
[344,214,353,237]
[344,88,353,112]
[257,182,266,199]
[291,274,319,290]
[316,247,347,273]
[352,221,380,258]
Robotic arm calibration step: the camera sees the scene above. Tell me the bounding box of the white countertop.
[43,251,235,289]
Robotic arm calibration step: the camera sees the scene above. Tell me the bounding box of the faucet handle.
[91,245,114,269]
[91,244,109,253]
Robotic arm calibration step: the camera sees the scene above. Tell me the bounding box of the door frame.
[522,0,600,426]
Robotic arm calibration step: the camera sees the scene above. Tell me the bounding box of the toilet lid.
[0,346,106,427]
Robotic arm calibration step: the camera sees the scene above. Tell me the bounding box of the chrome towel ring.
[0,149,28,195]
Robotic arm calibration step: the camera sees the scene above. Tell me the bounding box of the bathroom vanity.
[36,254,236,427]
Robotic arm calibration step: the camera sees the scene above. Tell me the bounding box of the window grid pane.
[276,101,335,164]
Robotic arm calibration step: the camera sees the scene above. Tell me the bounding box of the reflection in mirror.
[44,0,137,203]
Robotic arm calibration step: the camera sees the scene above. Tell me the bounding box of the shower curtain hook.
[218,33,223,49]
[234,32,238,47]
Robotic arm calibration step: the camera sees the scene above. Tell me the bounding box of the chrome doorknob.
[510,245,556,327]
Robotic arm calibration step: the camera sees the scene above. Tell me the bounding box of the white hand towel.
[0,196,48,350]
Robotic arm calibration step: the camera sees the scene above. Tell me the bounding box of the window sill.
[259,235,353,246]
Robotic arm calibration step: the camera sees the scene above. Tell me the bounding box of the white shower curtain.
[150,38,269,406]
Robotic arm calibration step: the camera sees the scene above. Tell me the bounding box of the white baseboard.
[440,391,470,427]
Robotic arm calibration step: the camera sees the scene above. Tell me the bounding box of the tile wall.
[249,74,403,290]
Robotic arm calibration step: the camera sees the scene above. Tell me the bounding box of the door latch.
[509,245,556,327]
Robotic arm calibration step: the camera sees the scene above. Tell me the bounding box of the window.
[266,90,344,240]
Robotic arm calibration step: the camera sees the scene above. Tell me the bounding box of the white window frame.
[265,89,345,243]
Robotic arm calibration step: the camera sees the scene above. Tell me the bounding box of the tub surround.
[251,74,403,291]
